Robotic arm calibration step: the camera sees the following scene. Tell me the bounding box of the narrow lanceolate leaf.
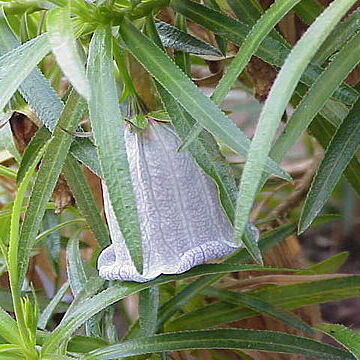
[176,0,300,152]
[17,127,51,184]
[66,232,101,337]
[203,287,313,334]
[0,306,21,345]
[316,324,360,360]
[63,156,110,249]
[41,263,291,353]
[299,97,360,233]
[226,0,263,25]
[8,143,48,349]
[121,225,295,340]
[82,329,353,360]
[294,0,324,24]
[66,234,87,296]
[155,21,222,56]
[38,282,70,330]
[211,0,303,115]
[47,8,89,99]
[170,275,360,331]
[270,31,360,165]
[87,25,142,273]
[119,18,289,181]
[315,7,360,64]
[17,91,86,290]
[0,13,101,177]
[139,287,159,337]
[234,0,358,243]
[170,0,358,106]
[0,165,16,180]
[0,34,50,111]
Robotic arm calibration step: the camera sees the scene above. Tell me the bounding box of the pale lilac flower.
[98,121,239,282]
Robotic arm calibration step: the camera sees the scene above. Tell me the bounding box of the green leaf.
[0,306,21,345]
[8,141,49,351]
[82,329,354,360]
[308,115,360,197]
[203,0,227,55]
[171,0,358,106]
[0,12,101,178]
[233,0,358,243]
[47,8,89,99]
[41,263,292,353]
[300,252,349,275]
[17,126,51,183]
[173,15,191,76]
[125,224,295,339]
[0,114,20,163]
[66,335,108,354]
[203,287,314,334]
[226,0,285,43]
[170,274,360,331]
[316,324,360,360]
[0,165,16,180]
[294,0,324,25]
[309,214,342,228]
[315,8,360,64]
[139,287,159,337]
[63,156,110,249]
[38,281,70,330]
[119,17,290,181]
[17,91,86,291]
[299,96,360,233]
[61,276,105,325]
[66,231,101,337]
[0,344,23,354]
[66,233,87,296]
[0,33,50,112]
[35,218,86,244]
[226,0,263,25]
[87,25,142,273]
[155,21,222,56]
[270,31,360,165]
[179,0,298,151]
[211,0,303,123]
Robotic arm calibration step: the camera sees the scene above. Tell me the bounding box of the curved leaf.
[82,329,354,360]
[41,263,293,353]
[47,7,89,99]
[170,0,358,106]
[0,12,101,177]
[233,0,358,243]
[316,324,360,360]
[270,31,360,165]
[17,91,86,290]
[170,274,360,331]
[211,0,303,117]
[38,282,70,330]
[87,25,142,272]
[156,21,221,56]
[119,18,290,181]
[299,96,360,233]
[63,156,110,249]
[0,33,50,112]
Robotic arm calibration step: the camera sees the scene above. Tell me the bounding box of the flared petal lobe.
[98,122,238,282]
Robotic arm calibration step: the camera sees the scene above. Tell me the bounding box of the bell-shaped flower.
[98,121,239,282]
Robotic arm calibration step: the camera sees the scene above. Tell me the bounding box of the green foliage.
[0,0,359,359]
